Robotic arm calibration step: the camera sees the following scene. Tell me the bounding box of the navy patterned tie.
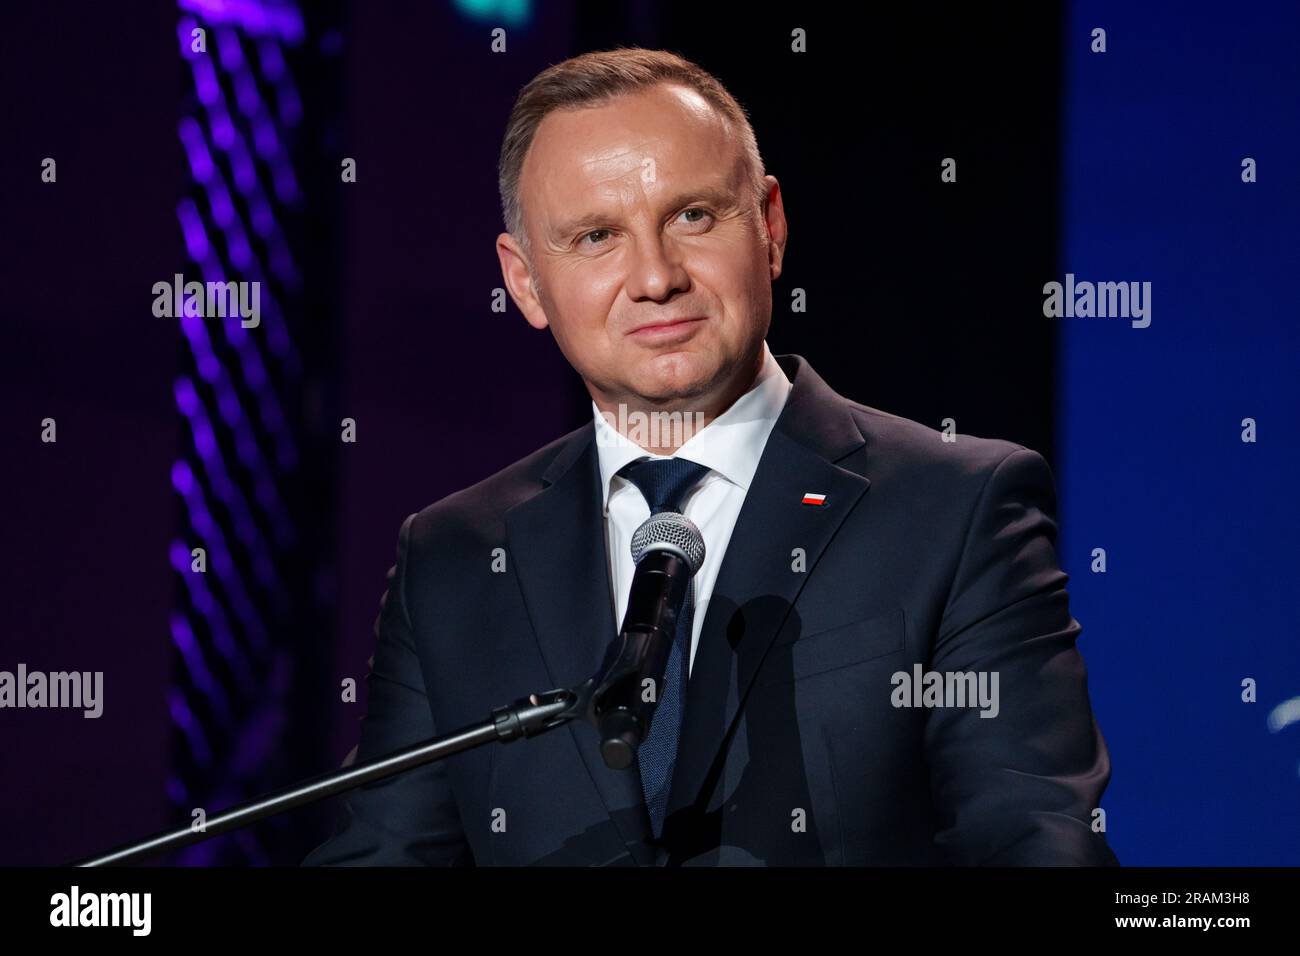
[616,456,712,839]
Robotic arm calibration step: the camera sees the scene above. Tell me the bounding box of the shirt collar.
[592,340,793,513]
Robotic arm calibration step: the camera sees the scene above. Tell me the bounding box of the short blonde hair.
[498,47,767,256]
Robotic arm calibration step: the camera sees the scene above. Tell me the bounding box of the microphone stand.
[73,683,596,867]
[72,537,689,867]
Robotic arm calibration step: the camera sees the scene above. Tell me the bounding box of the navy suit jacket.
[303,353,1118,866]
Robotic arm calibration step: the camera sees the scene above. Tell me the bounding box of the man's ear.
[496,232,549,330]
[761,175,788,282]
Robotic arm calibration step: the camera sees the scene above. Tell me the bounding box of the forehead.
[521,83,744,227]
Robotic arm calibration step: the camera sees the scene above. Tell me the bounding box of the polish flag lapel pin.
[801,492,827,506]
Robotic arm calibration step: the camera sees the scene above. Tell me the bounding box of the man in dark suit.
[303,48,1117,866]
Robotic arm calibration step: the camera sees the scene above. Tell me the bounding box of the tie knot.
[617,457,711,515]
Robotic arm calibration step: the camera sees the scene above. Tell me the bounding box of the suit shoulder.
[844,401,1046,489]
[405,422,589,548]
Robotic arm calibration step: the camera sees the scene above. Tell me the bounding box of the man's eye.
[579,229,610,246]
[678,208,713,226]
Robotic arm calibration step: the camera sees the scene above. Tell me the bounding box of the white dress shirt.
[592,341,793,677]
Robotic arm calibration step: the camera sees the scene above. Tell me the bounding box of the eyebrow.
[549,185,739,241]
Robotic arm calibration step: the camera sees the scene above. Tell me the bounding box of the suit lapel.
[504,427,656,860]
[664,354,871,829]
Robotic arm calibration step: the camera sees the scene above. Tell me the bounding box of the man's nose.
[624,234,690,302]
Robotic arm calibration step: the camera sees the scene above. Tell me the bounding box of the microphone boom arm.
[73,683,596,867]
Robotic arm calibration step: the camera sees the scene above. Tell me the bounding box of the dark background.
[2,1,1293,866]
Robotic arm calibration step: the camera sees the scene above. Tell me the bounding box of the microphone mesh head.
[630,511,706,574]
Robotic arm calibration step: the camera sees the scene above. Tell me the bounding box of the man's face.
[497,83,787,412]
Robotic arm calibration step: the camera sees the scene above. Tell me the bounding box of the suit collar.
[770,352,867,463]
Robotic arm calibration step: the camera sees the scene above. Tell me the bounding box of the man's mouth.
[626,316,707,343]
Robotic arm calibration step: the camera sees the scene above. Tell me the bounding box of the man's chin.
[630,360,717,407]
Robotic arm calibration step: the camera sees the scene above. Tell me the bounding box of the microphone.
[590,511,706,770]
